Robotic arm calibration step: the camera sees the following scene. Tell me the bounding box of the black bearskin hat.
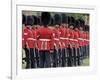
[54,14,62,25]
[26,15,34,26]
[78,19,85,27]
[32,15,38,25]
[69,16,75,27]
[22,14,26,24]
[41,12,51,26]
[37,16,41,25]
[74,19,80,29]
[85,25,89,31]
[49,16,55,26]
[61,13,68,24]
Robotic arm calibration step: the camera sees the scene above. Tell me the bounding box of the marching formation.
[22,12,89,69]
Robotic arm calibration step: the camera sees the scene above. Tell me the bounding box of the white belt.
[86,40,89,41]
[69,39,74,40]
[78,38,84,40]
[54,38,59,41]
[27,38,36,41]
[60,37,66,40]
[24,33,28,35]
[60,37,69,40]
[39,39,51,41]
[65,38,69,40]
[69,39,78,41]
[84,39,89,41]
[74,39,78,41]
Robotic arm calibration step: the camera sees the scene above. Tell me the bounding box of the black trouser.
[79,46,83,65]
[61,48,66,67]
[24,47,30,68]
[82,46,85,59]
[53,49,59,67]
[67,46,73,67]
[87,45,89,58]
[65,48,68,67]
[73,47,77,66]
[84,45,89,59]
[58,48,62,67]
[39,50,51,68]
[85,45,89,58]
[77,48,81,66]
[35,48,40,68]
[30,48,36,68]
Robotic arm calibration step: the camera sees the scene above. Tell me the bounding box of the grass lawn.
[82,57,89,66]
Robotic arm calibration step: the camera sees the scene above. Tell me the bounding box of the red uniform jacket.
[22,27,30,48]
[74,30,79,48]
[36,27,54,51]
[86,32,89,46]
[82,32,85,46]
[59,27,68,48]
[27,29,36,48]
[53,28,60,49]
[84,32,88,46]
[65,28,70,48]
[68,29,75,48]
[26,28,37,48]
[78,31,84,47]
[22,30,25,48]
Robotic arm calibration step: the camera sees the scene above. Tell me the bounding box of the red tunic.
[32,28,39,48]
[88,32,89,45]
[78,31,84,47]
[84,32,86,46]
[22,27,30,48]
[82,32,85,46]
[59,27,67,48]
[36,27,54,51]
[74,30,79,48]
[65,28,70,48]
[27,29,35,48]
[69,29,75,48]
[86,32,89,46]
[53,28,60,49]
[22,30,25,48]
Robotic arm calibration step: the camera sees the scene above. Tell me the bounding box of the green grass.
[82,58,89,66]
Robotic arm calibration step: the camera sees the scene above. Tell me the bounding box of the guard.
[37,12,54,68]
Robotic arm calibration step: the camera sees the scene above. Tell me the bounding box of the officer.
[22,14,26,55]
[77,19,84,65]
[26,15,38,68]
[51,15,60,67]
[22,15,33,68]
[53,26,61,67]
[31,15,41,68]
[59,13,69,67]
[48,16,57,67]
[73,20,80,66]
[80,20,86,60]
[87,26,89,58]
[84,25,89,58]
[54,14,62,67]
[80,20,86,61]
[67,16,75,67]
[64,16,71,67]
[22,14,27,66]
[37,12,54,68]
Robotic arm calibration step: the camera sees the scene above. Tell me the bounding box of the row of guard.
[22,12,89,68]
